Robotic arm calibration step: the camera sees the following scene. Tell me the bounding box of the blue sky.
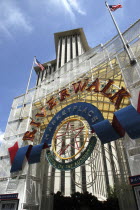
[0,0,139,139]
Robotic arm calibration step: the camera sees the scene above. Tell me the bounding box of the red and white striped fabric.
[109,4,122,11]
[35,57,45,71]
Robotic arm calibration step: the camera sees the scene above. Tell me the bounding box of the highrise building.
[0,19,140,210]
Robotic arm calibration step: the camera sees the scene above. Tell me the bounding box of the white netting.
[0,20,140,210]
[124,134,140,176]
[0,181,9,193]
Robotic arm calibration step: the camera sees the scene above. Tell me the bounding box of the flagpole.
[105,1,136,66]
[19,56,36,120]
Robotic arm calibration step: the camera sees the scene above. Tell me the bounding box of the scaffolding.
[0,19,140,210]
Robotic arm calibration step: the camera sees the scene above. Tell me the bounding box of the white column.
[72,35,76,59]
[80,38,84,55]
[67,36,71,62]
[42,69,47,82]
[37,71,42,86]
[56,38,61,70]
[61,37,65,66]
[77,35,82,56]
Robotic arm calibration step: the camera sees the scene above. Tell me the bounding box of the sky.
[0,0,139,141]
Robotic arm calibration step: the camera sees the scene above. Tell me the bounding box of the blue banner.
[115,105,140,139]
[10,145,31,173]
[28,143,44,164]
[93,120,121,144]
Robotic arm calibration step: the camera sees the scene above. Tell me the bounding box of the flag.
[8,142,19,164]
[35,57,45,71]
[109,4,122,11]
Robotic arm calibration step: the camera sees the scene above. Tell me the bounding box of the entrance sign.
[10,103,140,172]
[42,102,104,170]
[43,102,104,170]
[41,102,104,145]
[21,78,130,142]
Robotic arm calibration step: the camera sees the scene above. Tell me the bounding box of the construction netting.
[0,19,140,210]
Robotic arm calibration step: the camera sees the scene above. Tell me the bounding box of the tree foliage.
[53,191,120,210]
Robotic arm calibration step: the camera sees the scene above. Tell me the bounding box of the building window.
[45,66,48,78]
[75,35,79,56]
[41,71,44,81]
[36,71,40,85]
[49,66,51,75]
[70,36,73,59]
[53,64,56,72]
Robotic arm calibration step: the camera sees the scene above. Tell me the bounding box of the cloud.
[61,0,75,20]
[67,0,86,15]
[49,0,86,21]
[0,2,33,39]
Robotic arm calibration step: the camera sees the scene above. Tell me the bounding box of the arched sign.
[42,102,104,170]
[10,102,140,172]
[41,102,104,146]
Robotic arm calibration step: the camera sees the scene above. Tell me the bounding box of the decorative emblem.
[52,117,88,160]
[46,136,97,171]
[45,102,104,170]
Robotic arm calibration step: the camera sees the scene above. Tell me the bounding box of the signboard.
[42,102,104,145]
[0,193,18,200]
[129,175,140,186]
